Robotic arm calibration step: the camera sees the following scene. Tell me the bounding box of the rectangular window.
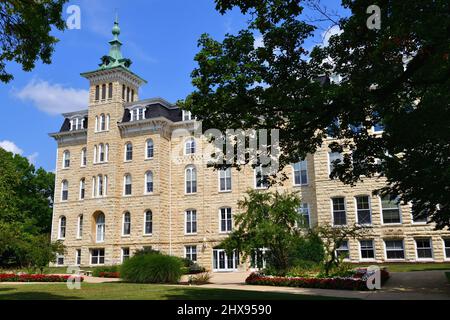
[356,196,372,225]
[185,246,197,263]
[123,214,131,236]
[293,161,308,186]
[381,195,401,224]
[77,215,83,239]
[328,152,343,175]
[336,241,349,260]
[444,239,450,260]
[385,240,405,260]
[298,203,310,228]
[185,210,197,234]
[91,249,105,265]
[101,84,106,100]
[219,168,232,192]
[122,248,130,262]
[255,166,269,189]
[57,255,64,266]
[108,83,113,99]
[220,208,233,233]
[95,85,100,101]
[416,239,433,260]
[76,249,81,266]
[122,85,125,100]
[332,197,347,226]
[360,240,375,260]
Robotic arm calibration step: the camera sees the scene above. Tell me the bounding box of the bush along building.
[50,20,450,271]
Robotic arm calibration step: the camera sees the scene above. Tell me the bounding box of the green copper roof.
[98,18,132,70]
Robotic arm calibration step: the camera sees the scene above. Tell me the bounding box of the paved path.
[191,270,450,300]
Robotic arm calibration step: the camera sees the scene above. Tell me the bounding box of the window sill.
[185,193,198,196]
[145,158,154,161]
[143,234,153,237]
[382,223,403,226]
[293,184,309,188]
[218,190,232,194]
[219,231,232,235]
[185,233,198,236]
[121,235,131,238]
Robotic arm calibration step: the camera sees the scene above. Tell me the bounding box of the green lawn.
[354,263,450,273]
[0,283,344,300]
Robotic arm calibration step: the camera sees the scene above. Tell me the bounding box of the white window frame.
[335,240,350,261]
[380,195,402,225]
[81,148,87,167]
[122,212,131,237]
[61,180,69,202]
[219,207,233,233]
[331,197,347,226]
[58,216,66,240]
[90,249,105,266]
[328,152,343,177]
[384,239,405,261]
[359,239,376,261]
[121,248,130,263]
[297,203,311,228]
[254,165,269,190]
[77,215,83,239]
[218,168,232,192]
[185,166,197,194]
[185,209,197,235]
[185,138,196,155]
[146,139,154,159]
[292,160,308,186]
[124,143,133,162]
[96,214,105,243]
[443,238,450,261]
[143,210,153,236]
[79,179,85,200]
[145,171,154,194]
[185,245,198,263]
[182,110,193,121]
[415,238,434,261]
[124,174,132,196]
[355,195,372,226]
[75,249,81,266]
[62,150,70,169]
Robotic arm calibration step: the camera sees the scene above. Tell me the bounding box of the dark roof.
[122,99,182,123]
[59,116,89,133]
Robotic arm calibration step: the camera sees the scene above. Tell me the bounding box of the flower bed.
[0,274,84,283]
[98,272,120,278]
[246,268,390,291]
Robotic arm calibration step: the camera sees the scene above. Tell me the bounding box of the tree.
[182,0,450,229]
[315,224,368,276]
[220,190,302,273]
[0,148,56,268]
[25,235,65,273]
[0,0,67,82]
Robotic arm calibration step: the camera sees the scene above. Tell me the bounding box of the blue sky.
[0,0,345,172]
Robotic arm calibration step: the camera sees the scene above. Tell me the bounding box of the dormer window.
[130,108,146,122]
[70,117,85,131]
[182,110,193,121]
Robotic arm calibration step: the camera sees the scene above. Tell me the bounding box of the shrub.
[134,247,161,256]
[188,272,211,285]
[0,274,84,283]
[92,266,120,277]
[121,253,183,284]
[98,272,120,278]
[291,232,325,265]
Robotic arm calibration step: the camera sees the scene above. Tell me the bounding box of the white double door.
[213,249,239,272]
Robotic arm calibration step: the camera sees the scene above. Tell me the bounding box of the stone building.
[50,20,450,271]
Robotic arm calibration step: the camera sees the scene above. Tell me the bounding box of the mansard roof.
[121,97,183,123]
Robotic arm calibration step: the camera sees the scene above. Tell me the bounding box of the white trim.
[379,195,403,225]
[292,160,309,187]
[80,148,87,167]
[184,245,198,263]
[358,239,376,262]
[184,209,198,235]
[75,249,81,266]
[443,238,450,261]
[254,166,269,190]
[123,174,132,196]
[383,239,406,261]
[219,207,233,234]
[185,165,197,195]
[57,216,66,240]
[218,168,232,192]
[145,139,154,160]
[121,247,130,263]
[122,212,131,237]
[331,197,347,226]
[143,210,153,236]
[354,195,372,226]
[144,171,154,194]
[414,238,434,262]
[79,178,85,200]
[124,142,133,162]
[76,215,83,239]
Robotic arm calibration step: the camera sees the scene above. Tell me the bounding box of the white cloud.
[0,140,23,155]
[27,152,39,165]
[13,79,89,115]
[321,25,343,47]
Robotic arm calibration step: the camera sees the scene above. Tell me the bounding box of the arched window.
[81,148,87,167]
[123,212,131,236]
[124,174,132,195]
[185,209,197,234]
[95,85,100,101]
[95,116,98,132]
[100,114,106,131]
[96,213,105,243]
[58,216,66,239]
[131,89,135,102]
[125,143,133,161]
[101,84,106,100]
[185,166,197,194]
[105,144,109,162]
[77,215,83,239]
[185,138,196,155]
[99,144,105,162]
[79,178,85,200]
[146,139,154,159]
[108,83,113,99]
[61,180,69,201]
[122,84,126,100]
[63,150,70,168]
[144,210,153,235]
[106,114,110,131]
[97,175,103,197]
[145,171,153,194]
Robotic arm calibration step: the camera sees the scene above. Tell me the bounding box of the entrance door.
[213,249,239,272]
